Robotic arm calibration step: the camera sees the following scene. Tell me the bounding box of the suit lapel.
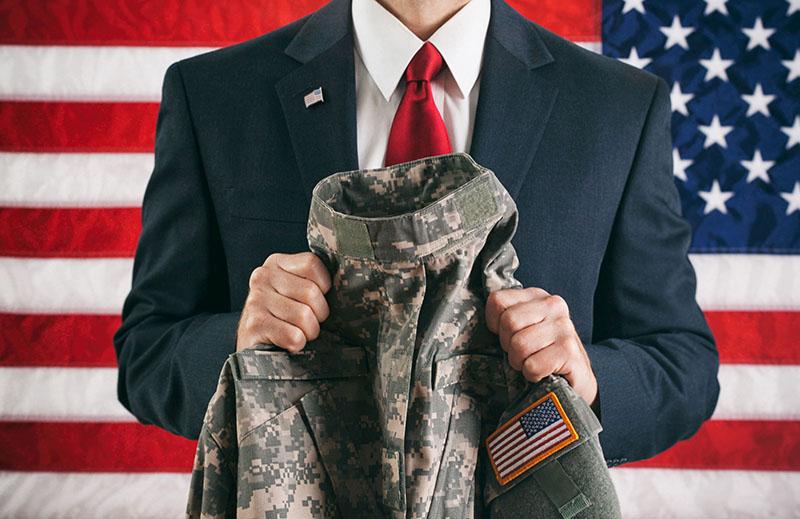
[469,0,560,199]
[276,0,359,203]
[275,0,560,202]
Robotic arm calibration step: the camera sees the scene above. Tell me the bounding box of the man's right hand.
[236,252,332,353]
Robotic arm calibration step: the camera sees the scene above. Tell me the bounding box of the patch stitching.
[485,390,579,486]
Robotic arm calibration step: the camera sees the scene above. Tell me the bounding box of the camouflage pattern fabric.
[186,152,621,518]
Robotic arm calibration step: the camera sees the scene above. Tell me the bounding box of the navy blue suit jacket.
[114,0,720,467]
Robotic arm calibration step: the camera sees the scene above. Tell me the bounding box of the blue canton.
[602,0,800,252]
[520,399,561,437]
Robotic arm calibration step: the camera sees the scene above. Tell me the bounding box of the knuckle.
[298,251,316,271]
[299,305,317,327]
[281,327,306,353]
[527,286,549,298]
[508,332,528,355]
[522,358,544,382]
[486,290,500,309]
[263,253,279,267]
[563,335,580,356]
[249,266,268,288]
[521,357,536,378]
[547,294,568,314]
[501,309,525,333]
[298,280,318,303]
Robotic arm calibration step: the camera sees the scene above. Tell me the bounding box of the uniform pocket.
[232,340,381,518]
[428,354,508,518]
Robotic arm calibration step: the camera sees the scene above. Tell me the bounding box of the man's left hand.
[485,287,599,410]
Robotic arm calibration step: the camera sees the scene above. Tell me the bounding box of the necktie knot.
[404,41,446,83]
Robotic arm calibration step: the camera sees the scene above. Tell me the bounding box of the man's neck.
[375,0,472,40]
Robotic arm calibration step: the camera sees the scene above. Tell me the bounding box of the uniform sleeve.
[187,427,237,519]
[113,60,240,439]
[585,76,721,466]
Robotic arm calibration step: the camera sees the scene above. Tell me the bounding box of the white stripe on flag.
[0,367,134,421]
[2,468,795,518]
[610,468,800,518]
[1,255,795,314]
[712,364,800,420]
[0,152,152,207]
[488,421,523,451]
[0,471,191,518]
[499,427,572,477]
[576,42,601,53]
[691,253,800,310]
[0,258,132,314]
[0,43,602,101]
[492,420,563,465]
[0,45,215,101]
[2,364,795,423]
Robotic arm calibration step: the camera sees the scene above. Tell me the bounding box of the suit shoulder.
[532,23,665,107]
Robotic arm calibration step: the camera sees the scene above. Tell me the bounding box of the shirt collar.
[351,0,491,102]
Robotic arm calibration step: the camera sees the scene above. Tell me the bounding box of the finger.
[276,252,332,294]
[521,342,570,384]
[264,314,307,353]
[269,267,330,322]
[237,307,305,353]
[263,286,321,343]
[506,318,562,370]
[497,298,547,350]
[485,286,545,333]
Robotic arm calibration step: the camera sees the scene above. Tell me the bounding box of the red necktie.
[384,41,453,167]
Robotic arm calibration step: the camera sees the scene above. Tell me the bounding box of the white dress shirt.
[351,0,491,169]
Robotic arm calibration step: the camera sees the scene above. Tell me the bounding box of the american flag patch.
[486,391,579,485]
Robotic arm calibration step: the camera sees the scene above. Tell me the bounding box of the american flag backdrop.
[0,0,797,517]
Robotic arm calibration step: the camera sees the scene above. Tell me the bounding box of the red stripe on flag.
[0,422,196,472]
[626,420,800,471]
[0,314,120,367]
[1,311,797,368]
[0,102,157,152]
[0,0,599,46]
[0,420,795,473]
[707,311,800,365]
[0,208,141,257]
[507,0,600,41]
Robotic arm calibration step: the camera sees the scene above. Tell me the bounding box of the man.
[114,0,720,470]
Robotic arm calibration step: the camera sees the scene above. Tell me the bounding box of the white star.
[741,150,774,183]
[782,116,800,149]
[660,16,694,50]
[699,115,734,148]
[782,50,800,82]
[620,48,652,69]
[673,149,693,181]
[704,0,729,15]
[781,183,800,215]
[788,0,800,16]
[742,18,775,51]
[670,82,694,116]
[700,49,733,81]
[699,180,734,215]
[741,83,775,117]
[622,0,646,14]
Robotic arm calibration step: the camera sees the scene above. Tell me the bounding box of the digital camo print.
[186,152,621,518]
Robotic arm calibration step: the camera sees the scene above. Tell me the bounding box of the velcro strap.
[532,459,592,519]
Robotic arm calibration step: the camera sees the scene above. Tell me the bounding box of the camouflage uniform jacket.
[186,152,621,518]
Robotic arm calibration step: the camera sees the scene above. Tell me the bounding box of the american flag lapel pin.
[304,86,324,108]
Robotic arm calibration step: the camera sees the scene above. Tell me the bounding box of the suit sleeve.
[113,61,240,440]
[585,76,721,466]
